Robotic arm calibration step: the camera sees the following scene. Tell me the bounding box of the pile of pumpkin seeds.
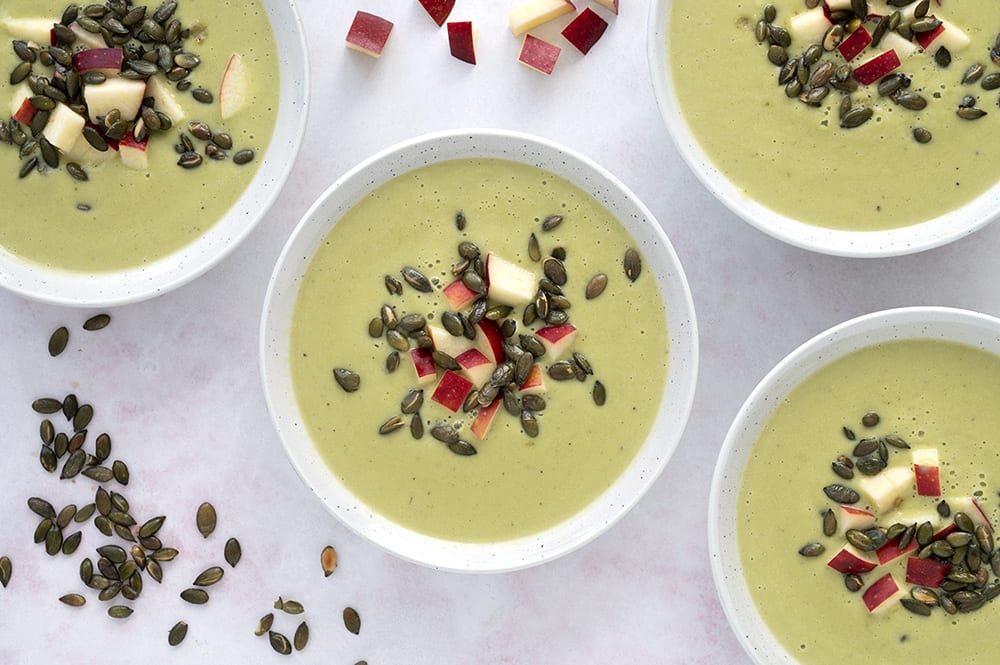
[1,0,254,181]
[755,1,1000,139]
[335,211,642,456]
[799,410,1000,617]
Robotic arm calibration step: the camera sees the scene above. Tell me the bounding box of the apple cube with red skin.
[536,324,577,361]
[837,25,871,61]
[827,543,878,575]
[858,466,912,514]
[9,83,31,120]
[346,11,394,58]
[934,497,992,541]
[914,18,969,53]
[44,103,86,154]
[509,0,575,36]
[835,505,876,536]
[485,253,536,306]
[594,0,618,15]
[456,348,494,388]
[906,557,951,588]
[876,533,918,565]
[474,320,505,365]
[418,0,456,27]
[561,8,609,55]
[72,47,124,75]
[519,363,546,394]
[219,53,249,120]
[518,34,561,75]
[447,21,476,65]
[470,397,503,440]
[863,573,904,613]
[119,134,149,170]
[912,448,941,496]
[410,348,438,385]
[427,324,474,360]
[83,77,146,124]
[443,278,479,311]
[853,49,901,86]
[12,98,36,126]
[431,370,473,412]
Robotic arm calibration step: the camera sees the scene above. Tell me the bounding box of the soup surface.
[290,158,669,542]
[0,0,278,271]
[740,339,1000,664]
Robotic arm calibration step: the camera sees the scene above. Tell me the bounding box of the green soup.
[739,339,1000,664]
[0,0,278,271]
[669,0,1000,231]
[289,158,669,543]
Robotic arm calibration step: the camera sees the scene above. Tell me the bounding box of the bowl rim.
[259,127,700,573]
[646,1,1000,258]
[0,0,310,307]
[708,305,1000,664]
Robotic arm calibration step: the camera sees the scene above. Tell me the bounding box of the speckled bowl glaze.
[647,1,1000,258]
[0,0,308,306]
[710,306,1000,663]
[260,129,699,572]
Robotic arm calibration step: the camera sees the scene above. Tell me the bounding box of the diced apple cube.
[470,397,503,441]
[788,7,832,46]
[12,97,35,126]
[431,370,473,412]
[517,34,561,75]
[418,0,456,27]
[827,543,879,574]
[44,103,86,153]
[837,25,871,62]
[118,134,148,170]
[836,505,876,537]
[0,17,55,43]
[853,49,901,85]
[535,324,577,361]
[879,30,919,58]
[345,11,393,58]
[455,348,494,388]
[857,466,911,514]
[427,324,474,360]
[447,21,476,65]
[69,21,107,49]
[410,348,438,385]
[443,278,479,311]
[825,0,853,10]
[518,363,546,394]
[593,0,619,15]
[863,573,904,613]
[876,533,918,565]
[485,253,535,306]
[508,0,575,36]
[912,448,940,496]
[474,320,505,365]
[561,8,608,55]
[71,47,124,75]
[905,557,951,588]
[919,18,970,53]
[83,77,146,124]
[219,53,248,120]
[9,82,31,120]
[145,74,186,124]
[64,130,118,166]
[947,497,993,530]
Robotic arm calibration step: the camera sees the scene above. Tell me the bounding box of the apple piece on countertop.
[427,324,474,360]
[535,324,577,361]
[447,21,476,65]
[912,448,941,496]
[827,543,879,575]
[788,7,832,46]
[345,11,394,58]
[219,53,248,120]
[118,134,149,170]
[68,21,107,49]
[836,505,876,536]
[508,0,575,36]
[442,278,479,311]
[519,363,546,394]
[837,24,871,62]
[905,557,951,588]
[71,47,124,75]
[593,0,619,15]
[83,77,146,124]
[43,103,86,153]
[474,320,505,365]
[12,98,36,126]
[455,348,494,388]
[852,49,901,86]
[485,253,535,306]
[857,466,911,514]
[0,17,56,43]
[431,370,474,412]
[410,348,438,385]
[470,396,503,441]
[561,8,609,55]
[145,74,186,124]
[517,34,561,75]
[418,0,456,27]
[863,573,904,613]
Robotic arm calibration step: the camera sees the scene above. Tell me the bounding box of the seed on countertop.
[277,598,304,615]
[255,613,274,636]
[293,621,309,651]
[196,502,217,538]
[269,631,292,655]
[321,545,338,577]
[48,327,69,357]
[108,605,133,619]
[343,606,361,635]
[59,593,86,606]
[225,537,242,568]
[193,566,224,587]
[180,588,209,605]
[0,556,11,588]
[333,368,361,393]
[168,621,188,646]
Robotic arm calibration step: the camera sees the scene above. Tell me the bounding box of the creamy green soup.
[740,339,1000,664]
[290,159,669,542]
[0,0,278,271]
[669,1,1000,231]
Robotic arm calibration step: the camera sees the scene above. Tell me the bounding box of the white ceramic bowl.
[647,1,1000,257]
[0,0,308,306]
[710,306,1000,663]
[260,129,699,572]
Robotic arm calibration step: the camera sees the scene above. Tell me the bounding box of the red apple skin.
[443,278,478,310]
[13,98,36,125]
[119,134,147,151]
[519,363,545,393]
[561,8,609,55]
[447,21,476,65]
[518,34,561,75]
[862,573,900,611]
[432,370,473,412]
[346,11,394,57]
[837,25,871,61]
[470,397,502,440]
[905,557,951,588]
[826,546,877,574]
[476,320,504,364]
[853,49,901,85]
[410,348,437,384]
[71,47,124,73]
[876,535,918,565]
[914,464,941,496]
[418,0,456,26]
[914,19,945,49]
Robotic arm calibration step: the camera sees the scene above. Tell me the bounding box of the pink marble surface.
[3,1,1000,663]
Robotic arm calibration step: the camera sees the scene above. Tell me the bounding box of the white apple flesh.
[0,17,55,43]
[508,0,575,36]
[43,103,86,153]
[219,53,248,120]
[83,77,146,124]
[118,134,149,170]
[535,324,577,361]
[485,253,535,306]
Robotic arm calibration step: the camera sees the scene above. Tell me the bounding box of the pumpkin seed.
[585,273,608,300]
[233,149,255,165]
[955,512,976,533]
[180,588,209,604]
[386,351,400,372]
[167,620,188,646]
[0,556,10,588]
[916,520,935,546]
[343,606,361,634]
[378,415,405,435]
[900,598,932,616]
[255,613,274,636]
[224,537,242,568]
[333,368,361,393]
[844,573,863,592]
[193,566,224,587]
[196,502,217,538]
[957,106,987,120]
[269,631,292,655]
[83,466,113,482]
[823,484,859,504]
[47,326,69,356]
[293,621,309,651]
[962,63,985,85]
[912,127,932,144]
[840,106,873,129]
[798,542,825,557]
[822,509,837,537]
[623,248,641,281]
[59,592,86,607]
[146,560,163,583]
[61,449,86,479]
[448,439,477,456]
[279,598,304,614]
[28,497,56,519]
[401,266,433,292]
[592,380,607,406]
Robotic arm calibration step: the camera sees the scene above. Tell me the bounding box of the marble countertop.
[4,1,1000,663]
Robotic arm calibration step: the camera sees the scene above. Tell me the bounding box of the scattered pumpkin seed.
[333,368,361,392]
[59,592,86,606]
[623,248,641,282]
[168,620,188,646]
[798,542,825,557]
[0,556,10,588]
[255,613,274,636]
[343,606,361,634]
[48,327,69,356]
[321,545,338,577]
[823,484,859,504]
[269,631,292,655]
[225,537,242,568]
[193,566,224,587]
[180,588,209,604]
[233,149,255,165]
[196,502,217,538]
[294,622,309,651]
[108,605,133,619]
